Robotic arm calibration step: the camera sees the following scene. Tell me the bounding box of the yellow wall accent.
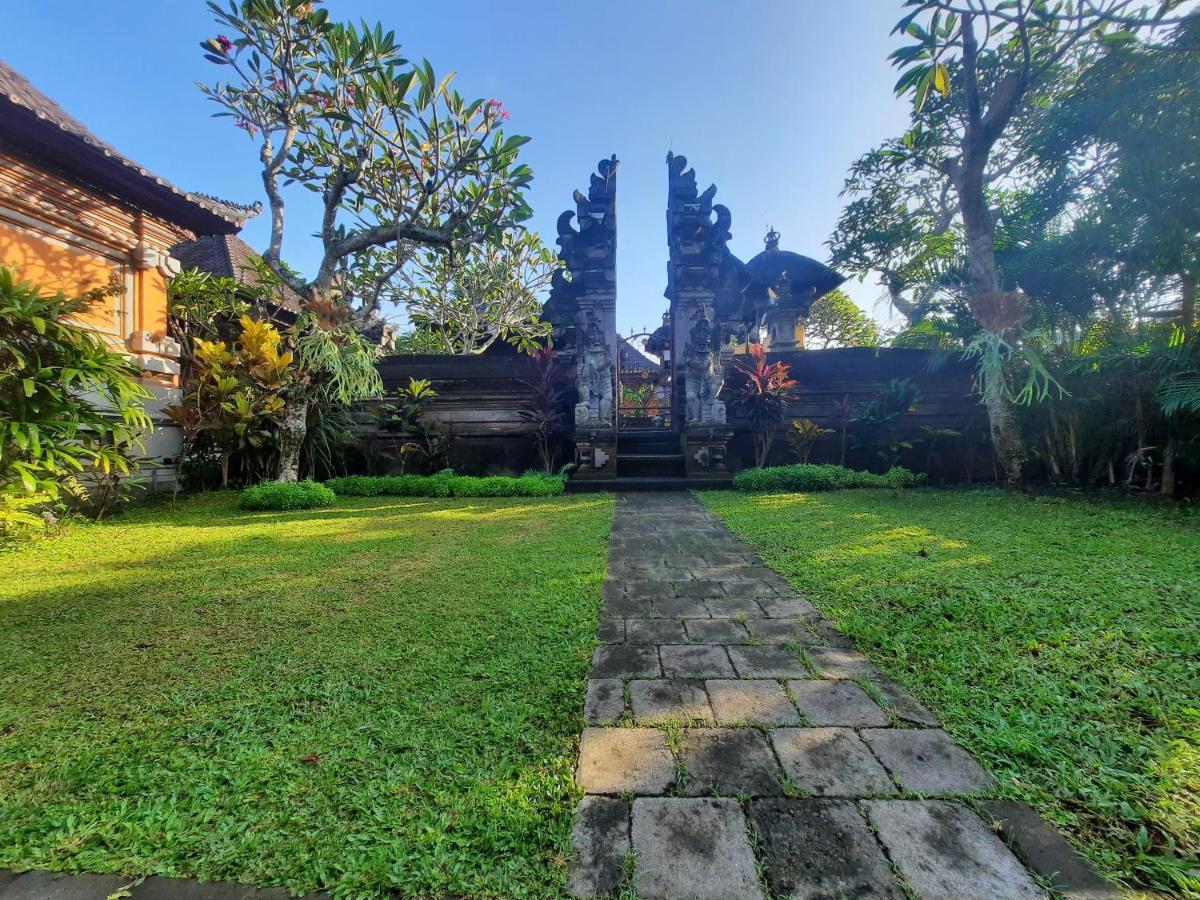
[0,151,190,382]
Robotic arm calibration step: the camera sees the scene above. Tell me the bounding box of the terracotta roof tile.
[0,59,260,234]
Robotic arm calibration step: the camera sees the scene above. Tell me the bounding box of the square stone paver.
[685,618,749,643]
[874,676,940,726]
[749,799,904,898]
[745,617,816,645]
[729,645,810,679]
[679,728,783,797]
[757,595,819,618]
[568,796,629,898]
[706,679,801,725]
[788,680,889,727]
[866,800,1044,899]
[659,644,735,677]
[979,800,1121,898]
[629,679,713,725]
[650,596,712,618]
[626,618,686,644]
[806,646,878,679]
[596,619,624,644]
[584,678,625,725]
[862,729,995,795]
[675,580,727,599]
[771,727,896,796]
[721,580,779,598]
[706,597,766,618]
[577,728,675,795]
[632,798,763,899]
[619,580,674,602]
[591,645,661,679]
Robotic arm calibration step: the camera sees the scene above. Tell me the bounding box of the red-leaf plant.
[734,343,799,468]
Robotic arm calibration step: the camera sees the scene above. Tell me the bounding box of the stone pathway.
[570,492,1117,900]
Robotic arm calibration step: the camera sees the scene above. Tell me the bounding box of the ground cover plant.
[0,492,613,897]
[239,479,335,510]
[324,472,566,498]
[732,463,924,492]
[701,488,1200,895]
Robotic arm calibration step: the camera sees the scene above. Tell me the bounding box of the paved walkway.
[570,492,1116,900]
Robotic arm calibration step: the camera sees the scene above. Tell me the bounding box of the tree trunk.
[220,450,231,490]
[277,394,309,483]
[1161,435,1176,498]
[1182,271,1196,337]
[957,163,1029,489]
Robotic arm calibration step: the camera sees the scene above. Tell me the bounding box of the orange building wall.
[0,150,184,383]
[0,150,201,478]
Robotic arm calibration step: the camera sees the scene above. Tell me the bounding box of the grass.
[0,492,613,898]
[701,488,1200,897]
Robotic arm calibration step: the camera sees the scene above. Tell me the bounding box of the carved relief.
[574,314,614,426]
[682,312,725,425]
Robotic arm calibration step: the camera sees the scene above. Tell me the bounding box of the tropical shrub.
[733,463,925,493]
[239,479,335,510]
[166,314,293,488]
[850,378,922,468]
[786,419,834,464]
[733,343,799,467]
[324,472,566,498]
[374,378,446,474]
[518,347,571,473]
[1,267,151,543]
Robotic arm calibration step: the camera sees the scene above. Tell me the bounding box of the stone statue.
[575,315,613,426]
[683,313,726,425]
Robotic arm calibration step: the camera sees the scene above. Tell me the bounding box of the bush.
[323,472,566,498]
[240,479,336,510]
[732,463,925,493]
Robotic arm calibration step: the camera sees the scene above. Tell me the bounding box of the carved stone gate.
[543,152,843,485]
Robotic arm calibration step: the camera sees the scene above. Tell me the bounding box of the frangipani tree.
[200,0,534,479]
[403,230,556,355]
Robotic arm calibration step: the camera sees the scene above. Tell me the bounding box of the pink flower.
[486,98,510,121]
[216,34,234,53]
[234,118,258,138]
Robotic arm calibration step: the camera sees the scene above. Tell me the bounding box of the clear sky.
[4,0,913,335]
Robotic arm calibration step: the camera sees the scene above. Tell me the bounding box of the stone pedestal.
[683,425,734,480]
[574,428,617,480]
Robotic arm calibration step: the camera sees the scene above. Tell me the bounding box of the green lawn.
[702,489,1200,897]
[0,493,613,898]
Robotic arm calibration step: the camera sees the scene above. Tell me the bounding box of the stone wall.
[375,351,574,475]
[724,347,991,479]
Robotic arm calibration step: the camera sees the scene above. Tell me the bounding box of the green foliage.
[518,347,571,473]
[851,377,923,468]
[805,289,882,349]
[374,377,445,474]
[404,230,556,355]
[199,0,534,314]
[0,491,51,549]
[734,344,799,467]
[0,266,151,504]
[239,478,335,510]
[0,491,612,896]
[324,472,566,498]
[703,489,1200,895]
[732,463,925,492]
[165,313,293,487]
[786,419,834,464]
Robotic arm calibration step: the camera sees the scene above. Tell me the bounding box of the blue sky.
[4,0,913,335]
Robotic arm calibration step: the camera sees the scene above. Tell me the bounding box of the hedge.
[732,464,925,492]
[323,472,567,498]
[240,479,336,510]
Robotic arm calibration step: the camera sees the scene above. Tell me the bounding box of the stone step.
[566,476,731,493]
